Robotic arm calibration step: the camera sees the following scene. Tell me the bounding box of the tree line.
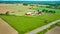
[42,9,56,13]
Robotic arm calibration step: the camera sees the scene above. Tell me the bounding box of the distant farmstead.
[25,11,35,15]
[37,10,42,15]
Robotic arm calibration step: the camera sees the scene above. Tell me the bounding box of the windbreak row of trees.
[42,9,56,13]
[46,5,60,9]
[0,11,9,15]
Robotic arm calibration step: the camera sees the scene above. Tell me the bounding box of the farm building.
[25,11,35,16]
[37,10,43,15]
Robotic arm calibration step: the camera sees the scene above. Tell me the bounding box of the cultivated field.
[0,18,18,34]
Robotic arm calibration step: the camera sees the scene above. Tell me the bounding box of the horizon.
[0,0,60,1]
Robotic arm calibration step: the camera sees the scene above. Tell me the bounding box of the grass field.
[0,5,60,34]
[0,13,60,34]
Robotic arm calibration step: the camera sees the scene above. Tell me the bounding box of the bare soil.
[0,18,18,34]
[45,26,60,34]
[0,4,19,14]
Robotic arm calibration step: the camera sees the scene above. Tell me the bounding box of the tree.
[6,11,9,15]
[23,3,28,6]
[0,13,4,15]
[49,10,53,13]
[45,10,48,13]
[53,11,56,13]
[42,9,45,12]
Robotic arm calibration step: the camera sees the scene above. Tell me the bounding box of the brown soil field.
[45,26,60,34]
[0,4,37,14]
[0,4,22,6]
[0,18,18,34]
[0,4,22,14]
[0,8,18,14]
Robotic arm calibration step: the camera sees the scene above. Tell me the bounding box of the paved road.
[26,20,60,34]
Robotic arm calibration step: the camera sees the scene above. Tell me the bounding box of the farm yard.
[0,3,60,34]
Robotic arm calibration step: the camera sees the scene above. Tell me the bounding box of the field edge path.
[26,19,60,34]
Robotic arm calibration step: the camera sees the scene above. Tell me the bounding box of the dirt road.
[0,18,18,34]
[26,20,60,34]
